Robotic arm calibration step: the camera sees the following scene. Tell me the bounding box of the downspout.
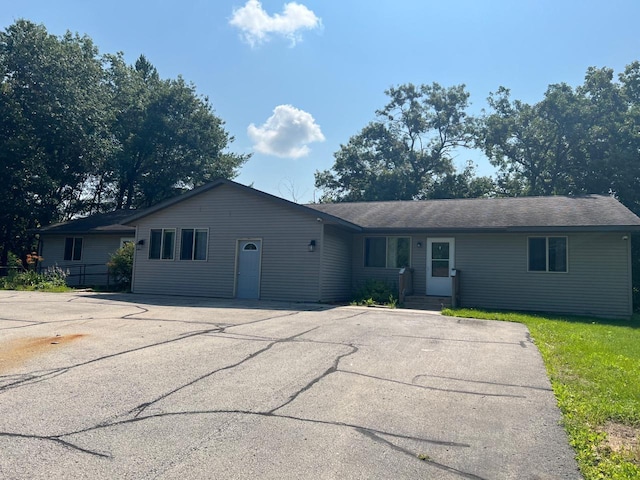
[130,226,138,293]
[36,234,42,273]
[627,232,633,317]
[318,221,325,302]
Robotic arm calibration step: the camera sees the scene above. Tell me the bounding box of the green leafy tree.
[478,84,586,196]
[0,20,110,266]
[94,54,249,211]
[480,63,640,309]
[315,83,483,201]
[0,20,248,269]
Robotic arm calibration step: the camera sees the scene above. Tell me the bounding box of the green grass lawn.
[442,308,640,480]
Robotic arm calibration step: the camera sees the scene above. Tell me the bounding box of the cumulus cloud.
[248,105,325,158]
[229,0,322,47]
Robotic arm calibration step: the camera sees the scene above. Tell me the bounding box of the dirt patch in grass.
[0,334,86,373]
[602,422,640,465]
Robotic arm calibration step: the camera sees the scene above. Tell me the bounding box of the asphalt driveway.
[0,291,581,479]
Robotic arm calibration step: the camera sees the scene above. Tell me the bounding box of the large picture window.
[149,229,175,260]
[64,237,83,261]
[180,228,208,261]
[528,237,567,272]
[364,237,410,268]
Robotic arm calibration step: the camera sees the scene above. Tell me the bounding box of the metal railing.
[398,267,413,303]
[48,263,112,287]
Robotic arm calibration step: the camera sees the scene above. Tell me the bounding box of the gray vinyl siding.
[455,232,633,318]
[319,225,352,302]
[351,231,632,317]
[39,234,125,286]
[131,184,323,302]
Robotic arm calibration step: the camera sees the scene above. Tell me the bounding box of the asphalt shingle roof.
[308,195,640,232]
[37,210,136,235]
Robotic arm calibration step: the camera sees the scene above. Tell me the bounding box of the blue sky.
[4,1,640,202]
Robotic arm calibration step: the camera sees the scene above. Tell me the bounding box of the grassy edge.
[441,307,640,479]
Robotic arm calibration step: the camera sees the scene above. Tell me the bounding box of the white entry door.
[236,240,261,299]
[426,238,455,296]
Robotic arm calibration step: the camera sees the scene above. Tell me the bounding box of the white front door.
[236,240,261,299]
[426,238,455,296]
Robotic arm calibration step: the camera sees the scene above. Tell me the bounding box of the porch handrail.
[399,267,413,303]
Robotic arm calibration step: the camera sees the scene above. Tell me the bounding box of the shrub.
[2,265,68,290]
[107,242,134,290]
[352,279,398,306]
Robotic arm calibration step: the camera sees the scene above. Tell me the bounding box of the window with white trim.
[528,237,567,272]
[364,237,410,268]
[64,237,83,261]
[149,229,175,260]
[180,228,208,261]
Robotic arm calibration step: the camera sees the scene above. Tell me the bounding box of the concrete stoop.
[402,295,452,311]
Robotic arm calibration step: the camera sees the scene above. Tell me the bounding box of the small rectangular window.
[548,237,567,272]
[180,229,194,260]
[365,236,410,268]
[528,237,567,273]
[194,230,208,260]
[180,228,208,261]
[149,229,175,260]
[149,230,162,259]
[365,237,386,267]
[162,230,175,260]
[64,237,83,261]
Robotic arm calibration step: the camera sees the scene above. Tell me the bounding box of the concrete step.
[402,295,451,311]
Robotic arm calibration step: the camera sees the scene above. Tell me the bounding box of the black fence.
[0,264,112,287]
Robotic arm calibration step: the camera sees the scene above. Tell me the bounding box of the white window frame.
[527,236,568,273]
[179,228,209,261]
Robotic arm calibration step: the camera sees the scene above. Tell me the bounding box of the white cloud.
[248,104,325,158]
[229,0,321,47]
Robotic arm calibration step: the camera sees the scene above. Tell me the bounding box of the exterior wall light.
[308,240,316,252]
[416,241,423,248]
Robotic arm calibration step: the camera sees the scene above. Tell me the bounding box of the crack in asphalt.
[412,373,553,392]
[269,343,360,414]
[0,431,111,459]
[0,302,494,478]
[341,370,527,398]
[0,328,223,393]
[393,334,528,346]
[124,325,320,420]
[43,408,471,464]
[355,428,487,480]
[0,307,309,394]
